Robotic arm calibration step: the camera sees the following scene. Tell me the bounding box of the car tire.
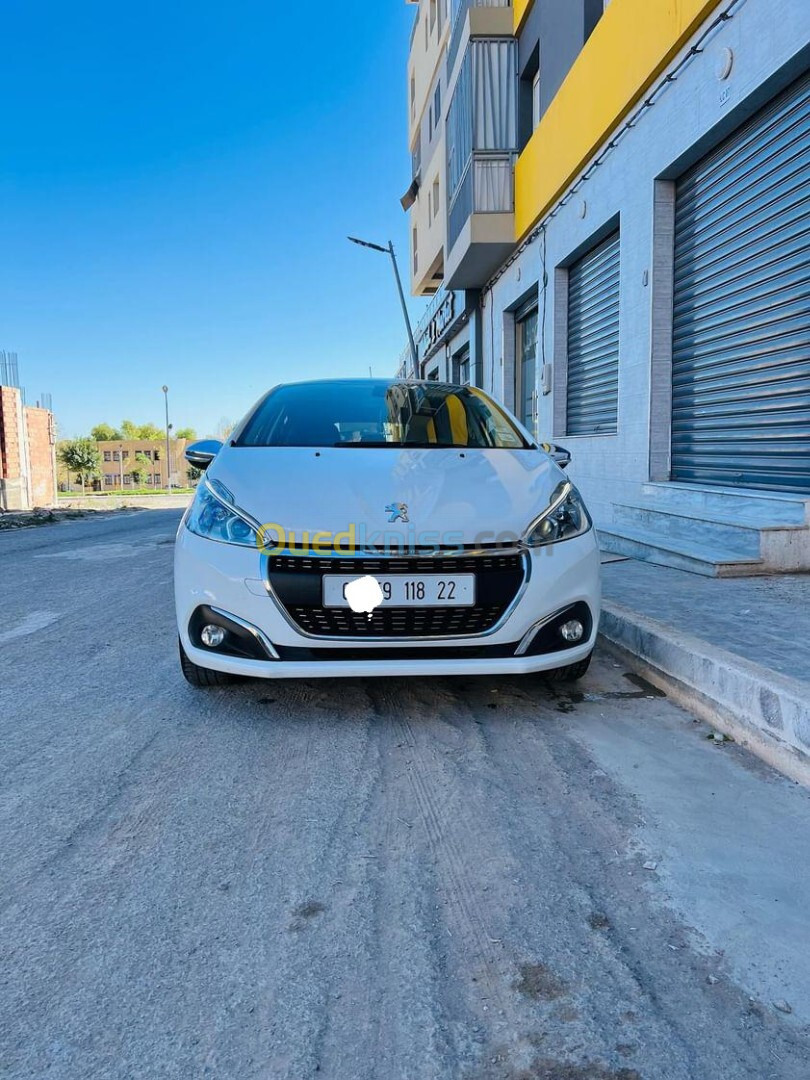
[546,652,593,682]
[179,639,236,688]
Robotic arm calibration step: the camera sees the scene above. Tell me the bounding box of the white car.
[174,379,600,686]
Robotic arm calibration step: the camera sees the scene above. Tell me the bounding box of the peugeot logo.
[385,502,409,524]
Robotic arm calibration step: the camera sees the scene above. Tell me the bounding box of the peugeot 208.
[174,379,601,686]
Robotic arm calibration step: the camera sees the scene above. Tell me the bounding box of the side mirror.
[185,439,223,470]
[540,442,571,469]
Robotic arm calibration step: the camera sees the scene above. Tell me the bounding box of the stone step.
[639,482,810,526]
[613,503,766,558]
[598,524,765,578]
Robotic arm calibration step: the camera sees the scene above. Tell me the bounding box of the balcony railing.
[448,0,511,75]
[448,151,515,251]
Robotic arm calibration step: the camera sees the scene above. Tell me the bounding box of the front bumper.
[174,527,601,679]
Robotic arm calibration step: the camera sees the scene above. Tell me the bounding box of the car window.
[235,381,530,449]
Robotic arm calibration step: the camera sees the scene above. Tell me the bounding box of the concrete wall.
[24,407,56,507]
[0,386,56,510]
[478,0,809,525]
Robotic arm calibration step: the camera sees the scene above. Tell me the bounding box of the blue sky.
[1,1,420,438]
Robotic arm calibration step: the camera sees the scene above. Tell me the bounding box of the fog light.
[201,624,226,648]
[560,619,584,643]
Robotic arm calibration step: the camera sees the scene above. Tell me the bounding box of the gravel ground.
[1,509,808,1079]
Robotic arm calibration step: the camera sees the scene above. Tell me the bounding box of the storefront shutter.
[671,73,810,493]
[566,231,620,435]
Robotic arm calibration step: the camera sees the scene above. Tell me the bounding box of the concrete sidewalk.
[599,558,810,785]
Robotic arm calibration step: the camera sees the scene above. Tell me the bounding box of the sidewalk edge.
[599,601,810,787]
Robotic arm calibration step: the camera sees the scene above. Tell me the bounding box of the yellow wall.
[514,0,724,241]
[513,0,533,34]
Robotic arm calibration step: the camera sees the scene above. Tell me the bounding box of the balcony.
[445,152,516,288]
[444,37,517,289]
[448,0,512,76]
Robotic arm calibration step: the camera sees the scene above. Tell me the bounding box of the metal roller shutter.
[566,231,620,435]
[671,72,810,493]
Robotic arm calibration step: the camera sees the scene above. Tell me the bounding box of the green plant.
[128,452,151,486]
[91,423,119,441]
[58,438,101,496]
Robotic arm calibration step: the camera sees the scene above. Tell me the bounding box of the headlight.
[523,481,592,547]
[186,480,259,547]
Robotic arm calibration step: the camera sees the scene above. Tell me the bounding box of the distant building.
[0,385,57,510]
[58,438,192,492]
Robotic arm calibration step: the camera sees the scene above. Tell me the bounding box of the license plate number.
[322,574,475,608]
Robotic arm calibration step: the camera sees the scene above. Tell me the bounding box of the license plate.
[322,573,475,609]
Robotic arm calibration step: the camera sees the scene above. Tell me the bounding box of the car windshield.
[235,380,531,449]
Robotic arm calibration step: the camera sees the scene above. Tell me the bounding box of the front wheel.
[179,639,237,688]
[546,652,593,682]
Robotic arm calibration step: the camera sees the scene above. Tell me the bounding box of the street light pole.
[162,385,171,494]
[348,237,419,379]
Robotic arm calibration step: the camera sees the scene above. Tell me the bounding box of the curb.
[599,601,810,787]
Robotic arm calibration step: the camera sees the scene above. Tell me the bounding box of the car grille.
[266,551,526,639]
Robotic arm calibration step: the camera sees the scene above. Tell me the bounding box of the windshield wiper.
[333,441,470,449]
[332,441,396,448]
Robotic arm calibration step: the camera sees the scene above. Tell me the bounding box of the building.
[401,0,810,574]
[0,384,57,511]
[96,438,190,490]
[58,438,191,492]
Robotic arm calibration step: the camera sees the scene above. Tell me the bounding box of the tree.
[91,423,119,441]
[93,419,190,441]
[119,420,140,440]
[58,438,101,496]
[136,423,164,440]
[128,452,151,487]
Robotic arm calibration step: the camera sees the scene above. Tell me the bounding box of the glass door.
[516,303,538,436]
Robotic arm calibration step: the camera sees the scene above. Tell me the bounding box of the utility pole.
[162,386,171,493]
[348,237,419,378]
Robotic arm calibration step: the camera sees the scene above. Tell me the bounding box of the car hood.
[207,446,564,548]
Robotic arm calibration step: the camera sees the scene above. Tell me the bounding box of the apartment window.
[143,449,152,460]
[153,473,161,484]
[430,0,437,32]
[410,75,416,119]
[122,450,129,460]
[566,230,620,435]
[113,450,120,461]
[519,45,540,151]
[103,450,111,462]
[412,137,422,181]
[453,346,471,386]
[432,176,440,220]
[123,474,132,486]
[433,82,441,134]
[413,227,418,275]
[154,448,160,460]
[104,474,114,486]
